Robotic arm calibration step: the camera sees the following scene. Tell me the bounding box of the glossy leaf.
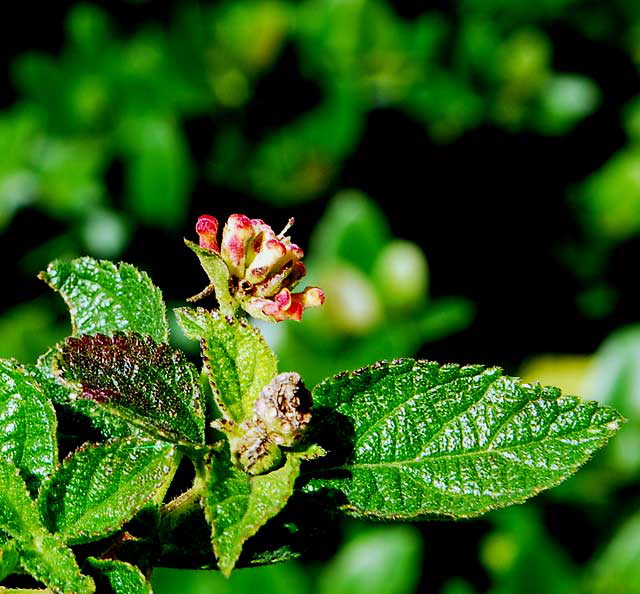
[0,360,57,493]
[305,359,623,519]
[54,333,205,444]
[40,257,169,343]
[86,557,152,594]
[175,307,277,424]
[0,460,95,594]
[34,350,135,440]
[203,445,321,576]
[40,438,179,545]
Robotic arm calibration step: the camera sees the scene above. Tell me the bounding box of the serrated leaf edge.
[39,438,179,545]
[309,358,625,520]
[39,257,169,343]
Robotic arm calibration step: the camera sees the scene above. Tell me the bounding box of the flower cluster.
[196,213,324,322]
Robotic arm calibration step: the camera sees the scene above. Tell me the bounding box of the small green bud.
[373,240,429,311]
[323,263,383,335]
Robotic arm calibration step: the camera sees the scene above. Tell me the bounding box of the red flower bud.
[195,215,219,252]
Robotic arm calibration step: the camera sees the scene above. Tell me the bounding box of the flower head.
[195,213,324,321]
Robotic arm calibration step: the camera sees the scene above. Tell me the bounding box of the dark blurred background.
[2,1,640,593]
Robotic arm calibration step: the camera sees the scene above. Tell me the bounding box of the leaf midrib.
[310,409,607,474]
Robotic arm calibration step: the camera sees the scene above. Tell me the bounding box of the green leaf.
[305,359,624,519]
[175,308,277,424]
[39,438,179,545]
[156,481,331,570]
[183,240,236,316]
[40,257,169,343]
[34,351,135,440]
[0,359,57,492]
[0,536,19,582]
[203,445,319,576]
[318,525,422,594]
[86,557,152,594]
[0,460,95,594]
[54,333,205,444]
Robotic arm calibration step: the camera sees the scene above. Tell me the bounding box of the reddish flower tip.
[196,215,220,252]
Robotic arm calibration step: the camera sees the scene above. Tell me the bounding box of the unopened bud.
[196,215,220,252]
[221,214,254,277]
[373,240,429,311]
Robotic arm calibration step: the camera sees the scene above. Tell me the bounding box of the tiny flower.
[194,213,325,322]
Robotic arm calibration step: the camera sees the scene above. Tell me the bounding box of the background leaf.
[39,437,179,545]
[317,524,423,594]
[305,359,623,519]
[308,190,390,273]
[54,333,204,444]
[123,115,191,230]
[0,460,95,594]
[152,562,310,594]
[0,359,57,493]
[586,507,640,594]
[175,307,277,424]
[41,257,169,343]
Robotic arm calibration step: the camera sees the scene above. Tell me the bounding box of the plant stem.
[160,479,204,520]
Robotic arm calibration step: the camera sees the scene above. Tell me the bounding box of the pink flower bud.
[195,215,220,252]
[221,214,254,276]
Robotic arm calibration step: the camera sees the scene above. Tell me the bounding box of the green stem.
[186,283,216,303]
[160,479,204,521]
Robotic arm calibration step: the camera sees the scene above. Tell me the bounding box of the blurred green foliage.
[1,0,615,235]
